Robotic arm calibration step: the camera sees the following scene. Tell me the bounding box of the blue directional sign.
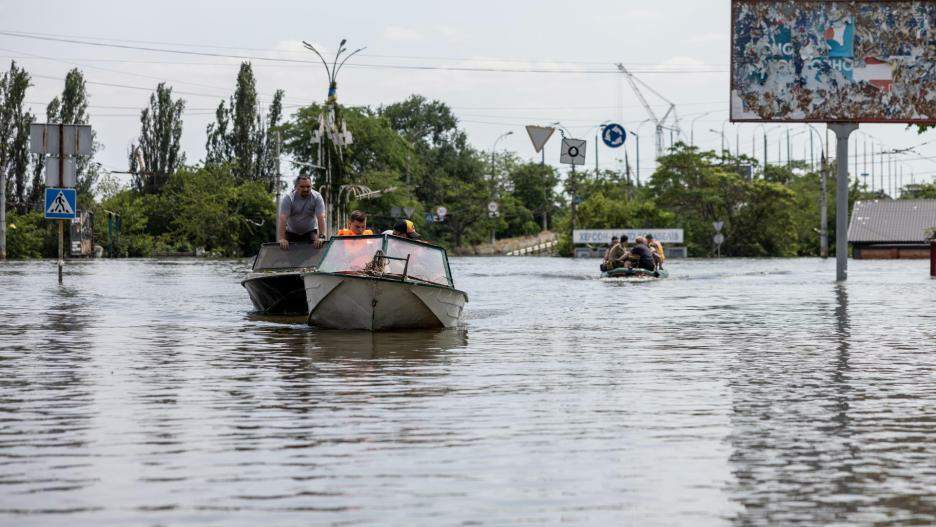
[44,187,77,220]
[601,123,627,148]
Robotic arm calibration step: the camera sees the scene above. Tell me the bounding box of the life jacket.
[337,228,374,236]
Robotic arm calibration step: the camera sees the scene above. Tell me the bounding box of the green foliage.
[132,82,186,194]
[4,211,53,258]
[0,60,33,214]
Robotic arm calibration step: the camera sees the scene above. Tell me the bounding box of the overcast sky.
[3,0,934,188]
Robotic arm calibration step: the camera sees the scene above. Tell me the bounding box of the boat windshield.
[318,236,385,274]
[317,235,453,287]
[384,237,452,286]
[252,242,325,271]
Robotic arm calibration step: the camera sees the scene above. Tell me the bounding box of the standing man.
[278,175,326,249]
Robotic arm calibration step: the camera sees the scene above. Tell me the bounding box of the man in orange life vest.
[337,210,374,236]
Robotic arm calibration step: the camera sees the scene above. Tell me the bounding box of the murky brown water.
[0,256,934,526]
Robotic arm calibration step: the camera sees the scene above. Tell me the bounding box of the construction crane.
[615,63,681,158]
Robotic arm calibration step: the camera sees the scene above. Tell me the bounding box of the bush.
[5,212,54,258]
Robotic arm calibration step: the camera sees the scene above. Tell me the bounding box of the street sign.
[403,206,416,219]
[44,188,77,220]
[29,124,93,156]
[560,138,586,165]
[525,125,555,153]
[424,212,435,223]
[436,206,447,219]
[601,123,627,148]
[713,221,724,232]
[487,201,498,213]
[44,157,77,188]
[573,229,685,244]
[713,233,725,245]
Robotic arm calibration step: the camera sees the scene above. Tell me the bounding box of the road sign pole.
[59,124,65,284]
[830,123,858,282]
[570,164,577,239]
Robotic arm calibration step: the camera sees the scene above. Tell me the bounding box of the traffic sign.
[403,206,416,219]
[424,212,435,223]
[29,124,93,156]
[487,201,498,213]
[525,125,555,153]
[436,206,447,219]
[560,138,587,165]
[44,157,77,188]
[713,233,725,245]
[601,123,627,148]
[713,221,724,232]
[44,188,77,220]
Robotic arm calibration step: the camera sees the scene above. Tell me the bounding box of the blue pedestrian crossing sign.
[601,123,627,148]
[44,188,77,220]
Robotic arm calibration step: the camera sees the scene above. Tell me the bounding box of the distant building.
[848,199,936,259]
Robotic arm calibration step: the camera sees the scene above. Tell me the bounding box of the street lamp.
[690,112,712,147]
[490,130,513,245]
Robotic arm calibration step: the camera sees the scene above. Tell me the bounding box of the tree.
[0,61,32,212]
[205,99,232,166]
[509,161,560,231]
[258,89,284,192]
[131,82,185,194]
[231,62,258,183]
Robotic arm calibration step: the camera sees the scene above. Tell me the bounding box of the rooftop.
[848,199,936,243]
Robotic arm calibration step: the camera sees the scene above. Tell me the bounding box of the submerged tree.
[0,61,32,214]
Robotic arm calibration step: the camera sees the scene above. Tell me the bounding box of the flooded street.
[1,256,934,526]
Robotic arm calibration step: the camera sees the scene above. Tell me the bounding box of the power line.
[0,31,728,75]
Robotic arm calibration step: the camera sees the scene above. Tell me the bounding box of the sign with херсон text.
[573,229,684,245]
[730,1,935,123]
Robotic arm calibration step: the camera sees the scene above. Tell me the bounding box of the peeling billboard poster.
[731,1,935,123]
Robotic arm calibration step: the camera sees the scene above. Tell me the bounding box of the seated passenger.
[383,219,421,240]
[646,233,665,268]
[337,210,374,236]
[626,236,657,271]
[603,235,629,271]
[602,236,619,266]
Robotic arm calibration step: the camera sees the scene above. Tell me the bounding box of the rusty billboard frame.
[730,0,936,124]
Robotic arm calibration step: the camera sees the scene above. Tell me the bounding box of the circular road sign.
[436,206,447,218]
[713,233,725,245]
[488,201,498,213]
[601,123,627,148]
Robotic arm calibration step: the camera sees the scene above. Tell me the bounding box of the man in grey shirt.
[278,175,327,249]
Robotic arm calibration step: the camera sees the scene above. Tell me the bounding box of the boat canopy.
[318,235,454,287]
[252,242,325,271]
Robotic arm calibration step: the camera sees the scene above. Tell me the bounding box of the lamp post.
[807,124,828,258]
[690,112,711,147]
[490,130,513,246]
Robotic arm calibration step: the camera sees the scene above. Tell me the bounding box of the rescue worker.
[646,233,665,268]
[337,210,374,236]
[383,219,421,240]
[604,235,629,270]
[627,236,657,271]
[278,175,326,250]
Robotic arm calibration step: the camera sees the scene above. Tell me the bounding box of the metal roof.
[848,199,936,243]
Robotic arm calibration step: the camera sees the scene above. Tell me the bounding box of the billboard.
[573,229,684,245]
[730,1,935,123]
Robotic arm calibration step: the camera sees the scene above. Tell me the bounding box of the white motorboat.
[242,242,325,315]
[302,235,468,330]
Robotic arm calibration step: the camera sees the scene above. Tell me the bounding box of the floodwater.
[0,256,934,526]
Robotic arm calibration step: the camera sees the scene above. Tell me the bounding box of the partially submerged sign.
[573,229,684,244]
[730,1,935,123]
[44,188,77,220]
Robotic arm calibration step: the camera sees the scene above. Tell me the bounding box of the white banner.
[573,229,684,244]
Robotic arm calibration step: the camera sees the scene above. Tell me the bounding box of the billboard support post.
[830,123,858,282]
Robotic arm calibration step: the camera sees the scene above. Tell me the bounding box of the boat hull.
[242,272,308,315]
[303,273,467,330]
[601,267,668,279]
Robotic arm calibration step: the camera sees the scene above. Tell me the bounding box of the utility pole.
[274,131,282,236]
[820,151,828,258]
[0,161,5,260]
